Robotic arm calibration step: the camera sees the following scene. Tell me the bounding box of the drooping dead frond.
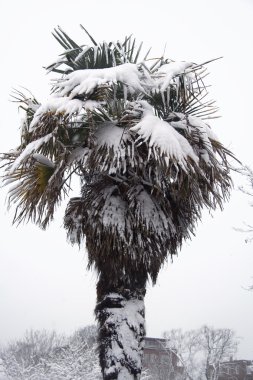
[64,196,86,245]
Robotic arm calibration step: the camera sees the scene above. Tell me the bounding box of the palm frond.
[1,147,74,227]
[47,27,147,74]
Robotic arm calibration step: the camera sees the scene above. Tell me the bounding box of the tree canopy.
[1,27,234,283]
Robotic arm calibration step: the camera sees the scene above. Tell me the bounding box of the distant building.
[143,337,184,380]
[217,359,253,380]
[144,339,253,380]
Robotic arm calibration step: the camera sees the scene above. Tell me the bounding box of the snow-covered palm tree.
[1,26,235,380]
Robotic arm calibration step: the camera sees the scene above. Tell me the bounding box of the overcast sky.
[0,0,253,360]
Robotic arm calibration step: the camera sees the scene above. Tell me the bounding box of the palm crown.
[2,27,233,284]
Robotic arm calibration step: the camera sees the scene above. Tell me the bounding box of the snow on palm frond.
[92,122,130,174]
[53,63,145,99]
[154,61,193,92]
[9,133,53,173]
[130,107,198,171]
[29,97,84,129]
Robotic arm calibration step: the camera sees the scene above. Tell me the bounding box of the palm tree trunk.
[96,273,146,380]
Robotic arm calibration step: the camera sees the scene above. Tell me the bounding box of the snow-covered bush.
[0,327,101,380]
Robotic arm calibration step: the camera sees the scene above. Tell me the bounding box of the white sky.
[0,0,253,360]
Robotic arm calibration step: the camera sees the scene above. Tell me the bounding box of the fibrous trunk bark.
[96,273,146,380]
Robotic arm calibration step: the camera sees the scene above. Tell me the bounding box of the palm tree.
[1,26,235,380]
